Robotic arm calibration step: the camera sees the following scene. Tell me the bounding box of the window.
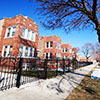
[56,42,61,49]
[46,53,49,59]
[62,48,67,53]
[56,53,61,58]
[69,56,72,60]
[22,63,31,70]
[50,53,53,59]
[65,48,67,52]
[69,49,72,53]
[27,30,30,39]
[31,32,35,41]
[46,42,49,48]
[5,26,16,38]
[45,41,53,48]
[25,47,28,57]
[19,46,34,58]
[62,48,65,52]
[19,46,23,57]
[21,27,35,41]
[3,46,7,57]
[11,26,16,36]
[9,45,13,56]
[2,45,13,57]
[30,48,33,57]
[62,56,67,59]
[50,42,53,47]
[45,52,52,59]
[72,51,75,55]
[22,28,26,37]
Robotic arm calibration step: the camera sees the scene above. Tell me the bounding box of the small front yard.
[65,67,100,100]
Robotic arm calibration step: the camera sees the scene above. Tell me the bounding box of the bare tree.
[94,42,100,62]
[33,0,100,42]
[81,43,94,61]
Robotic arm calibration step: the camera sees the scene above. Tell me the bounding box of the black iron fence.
[0,57,19,90]
[0,56,84,90]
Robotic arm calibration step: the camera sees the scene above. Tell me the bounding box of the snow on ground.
[91,69,100,79]
[0,63,96,100]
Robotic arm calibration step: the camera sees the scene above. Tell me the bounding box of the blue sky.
[0,0,98,49]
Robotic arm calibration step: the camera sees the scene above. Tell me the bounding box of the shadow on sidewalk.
[70,71,90,78]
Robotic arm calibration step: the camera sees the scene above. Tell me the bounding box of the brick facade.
[0,15,78,59]
[61,44,72,59]
[38,35,62,59]
[0,15,39,57]
[72,48,79,59]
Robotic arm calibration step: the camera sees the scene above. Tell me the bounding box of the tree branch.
[92,0,98,18]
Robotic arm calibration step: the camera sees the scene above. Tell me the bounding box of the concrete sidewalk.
[0,63,97,100]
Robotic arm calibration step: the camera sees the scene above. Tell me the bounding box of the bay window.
[21,27,35,41]
[19,46,34,58]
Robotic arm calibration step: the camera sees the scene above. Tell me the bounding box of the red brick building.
[38,35,62,59]
[72,48,79,60]
[61,44,72,59]
[0,15,39,58]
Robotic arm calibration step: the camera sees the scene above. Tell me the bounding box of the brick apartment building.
[72,48,78,59]
[0,15,39,58]
[0,15,78,60]
[61,44,72,59]
[38,35,78,60]
[38,35,62,59]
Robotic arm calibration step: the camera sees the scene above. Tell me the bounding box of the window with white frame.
[62,48,67,53]
[56,53,61,58]
[45,41,53,48]
[69,56,72,60]
[19,46,34,58]
[72,51,75,55]
[62,56,67,59]
[2,45,13,57]
[21,27,35,41]
[56,42,61,49]
[45,52,53,59]
[69,48,72,53]
[5,26,16,38]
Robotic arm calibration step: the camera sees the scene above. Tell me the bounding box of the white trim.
[2,46,5,56]
[2,45,13,57]
[21,27,36,42]
[19,46,34,58]
[45,41,53,48]
[5,26,16,38]
[62,48,68,53]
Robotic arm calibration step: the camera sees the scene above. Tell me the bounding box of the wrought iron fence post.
[56,58,58,76]
[16,57,23,88]
[44,59,47,79]
[63,58,65,74]
[0,56,1,66]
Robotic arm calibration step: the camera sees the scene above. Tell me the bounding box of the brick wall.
[61,44,72,59]
[38,35,62,58]
[0,15,39,57]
